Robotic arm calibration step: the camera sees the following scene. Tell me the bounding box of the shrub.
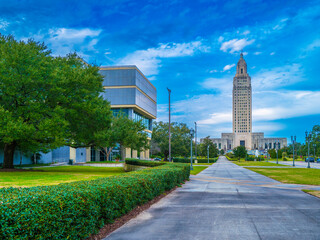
[0,162,189,239]
[125,158,166,167]
[172,157,218,163]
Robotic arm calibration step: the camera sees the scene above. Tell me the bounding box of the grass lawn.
[190,166,208,175]
[302,190,320,198]
[0,166,125,188]
[233,161,286,167]
[192,162,214,165]
[248,168,320,185]
[84,161,124,164]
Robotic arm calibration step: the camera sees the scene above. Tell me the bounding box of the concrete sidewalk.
[105,157,320,240]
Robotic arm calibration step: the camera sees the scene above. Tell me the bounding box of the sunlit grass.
[0,166,125,188]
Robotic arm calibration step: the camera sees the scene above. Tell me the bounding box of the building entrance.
[240,140,245,147]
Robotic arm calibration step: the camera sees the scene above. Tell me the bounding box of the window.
[133,111,152,130]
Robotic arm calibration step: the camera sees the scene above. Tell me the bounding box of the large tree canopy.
[198,136,219,158]
[99,113,149,160]
[151,121,191,159]
[0,35,112,168]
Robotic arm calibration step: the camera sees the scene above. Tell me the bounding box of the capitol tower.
[201,53,287,152]
[233,53,252,149]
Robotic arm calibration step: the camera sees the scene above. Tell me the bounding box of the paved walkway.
[105,157,320,240]
[269,160,320,169]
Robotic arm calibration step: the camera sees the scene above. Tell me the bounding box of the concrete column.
[70,147,76,162]
[125,148,132,159]
[86,147,90,162]
[132,150,137,158]
[140,151,145,159]
[145,149,150,159]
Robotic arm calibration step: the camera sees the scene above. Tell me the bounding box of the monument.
[201,53,287,151]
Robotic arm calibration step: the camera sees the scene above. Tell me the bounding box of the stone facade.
[201,53,287,151]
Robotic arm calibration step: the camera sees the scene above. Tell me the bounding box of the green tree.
[220,149,225,155]
[233,146,247,160]
[151,121,191,160]
[98,113,149,160]
[0,35,112,168]
[198,136,218,158]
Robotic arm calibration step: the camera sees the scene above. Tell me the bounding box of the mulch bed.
[86,185,180,240]
[0,168,39,172]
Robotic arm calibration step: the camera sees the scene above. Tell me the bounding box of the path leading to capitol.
[105,157,320,240]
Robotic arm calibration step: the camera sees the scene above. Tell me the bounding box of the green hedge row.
[125,158,166,167]
[0,162,190,239]
[172,157,218,163]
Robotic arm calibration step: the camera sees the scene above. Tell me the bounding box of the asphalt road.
[105,157,320,240]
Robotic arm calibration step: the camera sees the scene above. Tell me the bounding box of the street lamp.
[167,88,171,162]
[313,143,316,158]
[276,139,279,164]
[305,130,311,168]
[207,145,209,163]
[291,136,296,167]
[190,128,195,171]
[194,122,197,160]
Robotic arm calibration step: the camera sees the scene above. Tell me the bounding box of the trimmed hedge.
[0,162,189,239]
[125,158,166,167]
[172,157,218,163]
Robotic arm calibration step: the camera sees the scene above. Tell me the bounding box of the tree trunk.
[3,142,17,169]
[106,147,113,161]
[120,145,126,161]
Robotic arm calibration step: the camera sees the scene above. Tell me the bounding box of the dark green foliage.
[172,157,218,163]
[198,136,219,158]
[233,146,247,160]
[0,162,189,239]
[125,159,166,167]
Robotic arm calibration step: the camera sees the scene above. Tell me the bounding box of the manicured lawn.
[190,166,208,175]
[302,190,320,198]
[85,161,124,164]
[0,166,125,188]
[233,161,286,167]
[249,168,320,185]
[192,162,214,165]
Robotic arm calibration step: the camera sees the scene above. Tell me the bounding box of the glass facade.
[133,110,152,130]
[112,108,129,117]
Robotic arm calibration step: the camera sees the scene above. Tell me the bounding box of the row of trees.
[0,35,148,168]
[151,121,219,160]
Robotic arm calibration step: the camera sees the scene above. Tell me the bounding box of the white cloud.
[209,69,218,73]
[270,52,275,55]
[49,28,101,41]
[21,28,103,57]
[254,52,262,55]
[252,64,304,90]
[243,30,250,35]
[0,19,9,30]
[220,38,255,53]
[223,63,235,72]
[306,39,320,51]
[118,40,210,76]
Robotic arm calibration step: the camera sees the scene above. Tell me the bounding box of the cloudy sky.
[1,0,319,143]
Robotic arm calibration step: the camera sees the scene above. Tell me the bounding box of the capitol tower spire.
[232,53,252,148]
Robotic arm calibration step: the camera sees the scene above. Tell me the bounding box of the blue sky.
[1,0,320,143]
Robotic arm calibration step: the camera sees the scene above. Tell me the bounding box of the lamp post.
[305,131,311,168]
[190,128,194,171]
[276,139,279,164]
[291,136,296,167]
[167,88,171,162]
[194,122,197,160]
[207,145,209,163]
[313,143,316,158]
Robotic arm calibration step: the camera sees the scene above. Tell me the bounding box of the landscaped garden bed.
[0,160,189,239]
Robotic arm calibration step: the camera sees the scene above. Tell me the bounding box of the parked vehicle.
[154,157,162,161]
[305,157,315,162]
[316,158,320,163]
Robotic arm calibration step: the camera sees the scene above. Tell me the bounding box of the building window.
[90,148,96,162]
[133,111,152,130]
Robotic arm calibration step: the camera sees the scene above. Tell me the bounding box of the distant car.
[154,157,162,161]
[305,157,315,162]
[316,158,320,163]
